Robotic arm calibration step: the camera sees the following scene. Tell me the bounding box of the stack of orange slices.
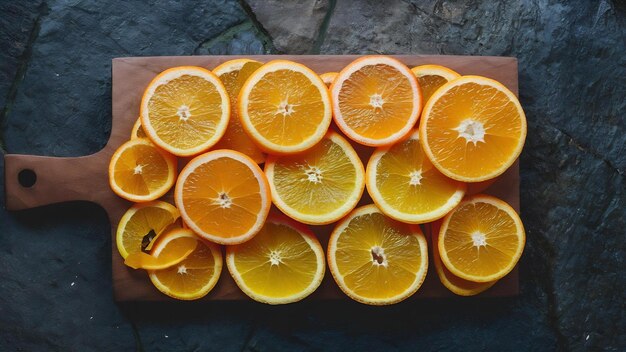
[108,56,527,304]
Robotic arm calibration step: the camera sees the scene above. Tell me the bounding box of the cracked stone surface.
[244,0,331,53]
[1,0,625,351]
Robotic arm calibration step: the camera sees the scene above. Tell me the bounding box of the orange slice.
[124,234,197,270]
[430,221,496,296]
[410,64,460,104]
[116,201,180,259]
[108,139,177,202]
[366,130,465,223]
[420,75,527,182]
[438,195,525,282]
[320,72,338,87]
[130,117,147,139]
[213,59,266,163]
[140,66,230,156]
[175,149,271,245]
[238,60,332,154]
[331,56,422,146]
[226,214,325,304]
[264,131,365,225]
[149,229,222,300]
[328,204,428,305]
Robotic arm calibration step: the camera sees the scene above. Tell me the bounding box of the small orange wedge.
[410,64,460,104]
[175,149,271,245]
[331,56,422,146]
[108,139,177,202]
[212,59,266,163]
[320,72,338,87]
[124,234,197,270]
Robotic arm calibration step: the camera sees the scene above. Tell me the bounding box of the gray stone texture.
[245,0,330,53]
[1,0,625,351]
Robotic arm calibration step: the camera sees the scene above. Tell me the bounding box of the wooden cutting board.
[4,55,521,302]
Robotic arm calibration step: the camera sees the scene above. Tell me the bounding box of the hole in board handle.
[18,169,37,188]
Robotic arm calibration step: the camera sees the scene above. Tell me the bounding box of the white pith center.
[216,192,232,208]
[454,119,486,146]
[304,166,323,184]
[371,246,388,267]
[269,250,282,266]
[409,170,423,186]
[177,105,192,121]
[276,99,296,117]
[369,93,384,108]
[472,232,487,248]
[133,164,144,175]
[177,264,187,274]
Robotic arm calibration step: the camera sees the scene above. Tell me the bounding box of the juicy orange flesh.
[182,157,263,238]
[246,69,326,146]
[272,138,358,215]
[432,231,494,292]
[147,74,224,150]
[442,202,521,277]
[417,74,448,104]
[121,206,179,257]
[231,222,319,298]
[113,144,171,196]
[375,137,461,214]
[151,239,217,295]
[214,63,265,162]
[337,64,415,140]
[124,236,197,269]
[334,212,423,299]
[425,83,523,178]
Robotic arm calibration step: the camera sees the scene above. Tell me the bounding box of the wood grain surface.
[4,55,521,302]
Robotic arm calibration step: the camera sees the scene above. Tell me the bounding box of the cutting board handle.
[4,150,112,210]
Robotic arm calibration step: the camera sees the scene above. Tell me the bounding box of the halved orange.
[124,233,197,270]
[331,56,422,146]
[175,149,271,245]
[264,131,365,225]
[130,117,147,139]
[213,59,266,163]
[238,60,332,154]
[140,66,230,156]
[430,221,496,296]
[410,64,460,104]
[328,204,428,305]
[366,129,465,223]
[226,214,325,304]
[116,201,180,259]
[420,76,527,182]
[320,72,338,87]
[439,195,525,282]
[149,229,222,300]
[108,139,177,202]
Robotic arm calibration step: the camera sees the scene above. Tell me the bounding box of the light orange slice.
[213,59,266,163]
[124,235,197,270]
[140,66,230,156]
[430,221,496,296]
[264,131,365,225]
[116,201,180,259]
[149,229,222,300]
[328,204,428,305]
[130,117,147,139]
[331,56,422,146]
[439,195,525,282]
[420,75,527,182]
[174,149,271,245]
[108,139,177,202]
[366,129,465,223]
[226,214,325,304]
[238,60,332,154]
[320,72,338,87]
[410,64,460,104]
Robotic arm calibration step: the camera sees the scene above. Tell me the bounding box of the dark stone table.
[1,0,624,350]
